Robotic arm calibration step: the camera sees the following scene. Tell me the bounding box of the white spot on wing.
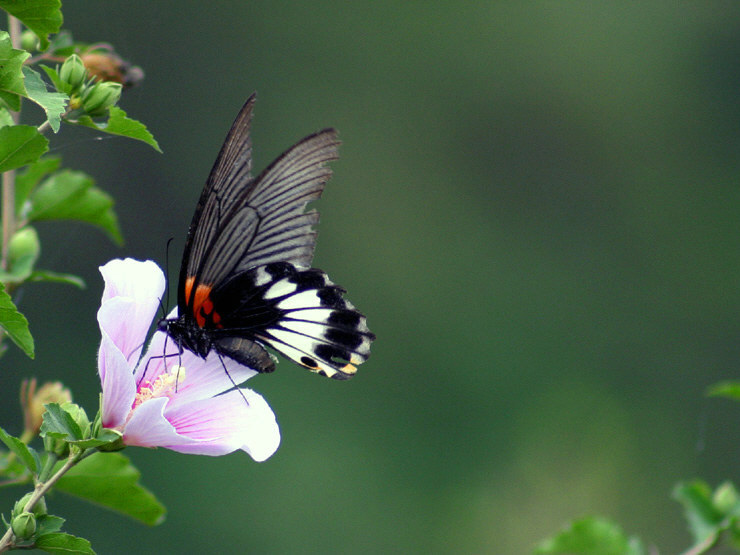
[277,290,322,310]
[263,278,298,299]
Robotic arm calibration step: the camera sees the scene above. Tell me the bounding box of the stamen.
[132,365,187,409]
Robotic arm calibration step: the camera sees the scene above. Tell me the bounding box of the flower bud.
[59,54,88,94]
[20,30,39,52]
[8,227,40,276]
[11,512,36,540]
[713,481,739,514]
[81,81,122,116]
[13,493,46,517]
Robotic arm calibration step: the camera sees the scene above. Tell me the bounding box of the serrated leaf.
[0,1,63,51]
[0,125,49,173]
[22,67,67,132]
[535,516,645,555]
[0,281,34,357]
[27,169,123,245]
[35,532,95,554]
[40,403,82,441]
[707,381,740,401]
[15,155,60,216]
[27,270,85,289]
[674,481,724,546]
[0,425,37,473]
[0,31,29,110]
[73,106,161,152]
[56,452,166,526]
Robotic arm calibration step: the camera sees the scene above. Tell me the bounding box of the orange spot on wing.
[185,277,214,328]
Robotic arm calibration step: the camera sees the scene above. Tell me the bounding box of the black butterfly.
[159,94,374,379]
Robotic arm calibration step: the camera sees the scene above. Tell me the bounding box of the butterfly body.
[159,94,374,379]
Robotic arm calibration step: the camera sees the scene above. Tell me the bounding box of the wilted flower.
[20,379,72,440]
[97,258,280,460]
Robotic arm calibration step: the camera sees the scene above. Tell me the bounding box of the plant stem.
[1,15,22,270]
[0,451,85,552]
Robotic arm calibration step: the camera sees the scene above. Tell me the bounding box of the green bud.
[43,432,69,458]
[20,30,39,52]
[8,227,40,276]
[11,512,36,540]
[714,481,739,514]
[81,81,122,116]
[59,54,88,94]
[13,493,46,518]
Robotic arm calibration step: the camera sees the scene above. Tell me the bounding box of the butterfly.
[158,94,374,379]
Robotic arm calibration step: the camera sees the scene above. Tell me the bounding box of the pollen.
[133,365,187,409]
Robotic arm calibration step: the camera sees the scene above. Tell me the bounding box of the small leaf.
[34,532,95,555]
[22,67,67,132]
[73,106,161,152]
[707,381,740,401]
[0,0,63,51]
[535,516,645,555]
[27,270,85,289]
[674,480,724,546]
[69,429,121,450]
[0,125,49,173]
[0,281,34,357]
[35,514,64,536]
[0,425,38,473]
[15,155,61,216]
[27,169,123,245]
[0,30,29,110]
[55,452,166,526]
[40,403,82,441]
[45,30,73,57]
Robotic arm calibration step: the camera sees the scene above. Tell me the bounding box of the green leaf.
[27,270,85,289]
[535,516,645,555]
[35,532,95,555]
[0,1,62,52]
[39,64,64,95]
[27,169,123,245]
[22,67,67,132]
[0,106,13,127]
[0,125,49,173]
[45,30,73,57]
[0,30,29,110]
[56,452,166,526]
[674,480,724,546]
[68,429,121,450]
[73,106,161,152]
[0,425,38,473]
[40,403,82,441]
[15,155,60,216]
[35,514,65,536]
[0,281,34,357]
[707,381,740,401]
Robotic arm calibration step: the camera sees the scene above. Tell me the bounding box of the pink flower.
[96,258,280,461]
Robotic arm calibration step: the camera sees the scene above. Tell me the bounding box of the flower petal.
[163,389,280,460]
[98,331,136,429]
[122,397,198,449]
[100,258,165,305]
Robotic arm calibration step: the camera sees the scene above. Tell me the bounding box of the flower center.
[133,365,187,410]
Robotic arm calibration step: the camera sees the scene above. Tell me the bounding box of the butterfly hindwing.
[209,262,373,379]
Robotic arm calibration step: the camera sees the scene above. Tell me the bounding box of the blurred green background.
[3,2,740,553]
